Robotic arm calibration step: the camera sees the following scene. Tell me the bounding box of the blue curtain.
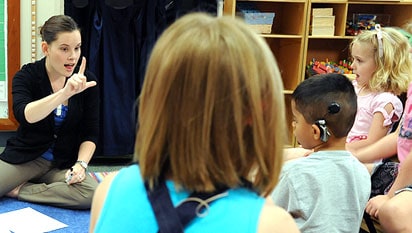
[65,0,217,157]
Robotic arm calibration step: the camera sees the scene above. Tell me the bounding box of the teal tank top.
[94,164,265,232]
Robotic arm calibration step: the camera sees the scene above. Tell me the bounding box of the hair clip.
[376,24,384,58]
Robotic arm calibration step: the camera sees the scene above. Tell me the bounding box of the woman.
[0,15,99,209]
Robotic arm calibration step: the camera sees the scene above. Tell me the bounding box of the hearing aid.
[315,102,341,142]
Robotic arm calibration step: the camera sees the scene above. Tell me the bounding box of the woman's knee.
[72,178,98,209]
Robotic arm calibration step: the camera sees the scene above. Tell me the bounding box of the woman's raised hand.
[63,57,97,97]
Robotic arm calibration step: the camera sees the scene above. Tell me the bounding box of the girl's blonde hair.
[351,27,412,95]
[135,13,286,197]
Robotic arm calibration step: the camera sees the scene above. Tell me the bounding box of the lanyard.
[144,179,228,233]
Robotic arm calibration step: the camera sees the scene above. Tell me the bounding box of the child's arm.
[346,103,394,153]
[258,199,300,233]
[283,147,312,162]
[89,172,117,232]
[351,128,398,163]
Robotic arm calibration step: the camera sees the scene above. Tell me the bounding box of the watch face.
[78,161,87,169]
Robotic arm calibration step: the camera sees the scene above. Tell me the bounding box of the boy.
[271,73,371,232]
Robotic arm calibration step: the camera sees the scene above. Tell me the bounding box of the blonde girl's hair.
[135,12,286,197]
[351,27,412,95]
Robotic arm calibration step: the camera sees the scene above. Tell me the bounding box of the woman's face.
[350,41,377,88]
[43,30,81,79]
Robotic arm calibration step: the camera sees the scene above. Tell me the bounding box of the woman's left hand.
[65,162,87,184]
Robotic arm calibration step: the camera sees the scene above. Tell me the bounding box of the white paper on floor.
[0,207,67,233]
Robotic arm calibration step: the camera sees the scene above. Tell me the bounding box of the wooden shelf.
[224,0,412,146]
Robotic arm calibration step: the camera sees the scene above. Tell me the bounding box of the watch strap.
[77,160,88,169]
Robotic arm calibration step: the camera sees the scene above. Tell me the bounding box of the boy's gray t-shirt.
[271,150,371,233]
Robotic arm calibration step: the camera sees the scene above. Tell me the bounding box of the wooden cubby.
[224,0,412,146]
[224,0,308,146]
[306,1,412,69]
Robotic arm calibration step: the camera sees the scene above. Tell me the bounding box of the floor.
[88,164,126,172]
[88,155,131,172]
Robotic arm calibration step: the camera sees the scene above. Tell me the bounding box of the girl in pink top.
[346,26,411,153]
[285,26,411,161]
[346,79,403,143]
[353,23,412,233]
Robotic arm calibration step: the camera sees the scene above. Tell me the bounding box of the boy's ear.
[311,124,322,141]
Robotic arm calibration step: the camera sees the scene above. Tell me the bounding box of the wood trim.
[1,1,19,130]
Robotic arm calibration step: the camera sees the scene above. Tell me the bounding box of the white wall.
[20,0,64,65]
[0,1,64,119]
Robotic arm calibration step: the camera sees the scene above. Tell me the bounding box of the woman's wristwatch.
[77,160,88,169]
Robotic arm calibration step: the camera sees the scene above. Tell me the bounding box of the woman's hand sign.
[63,57,97,97]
